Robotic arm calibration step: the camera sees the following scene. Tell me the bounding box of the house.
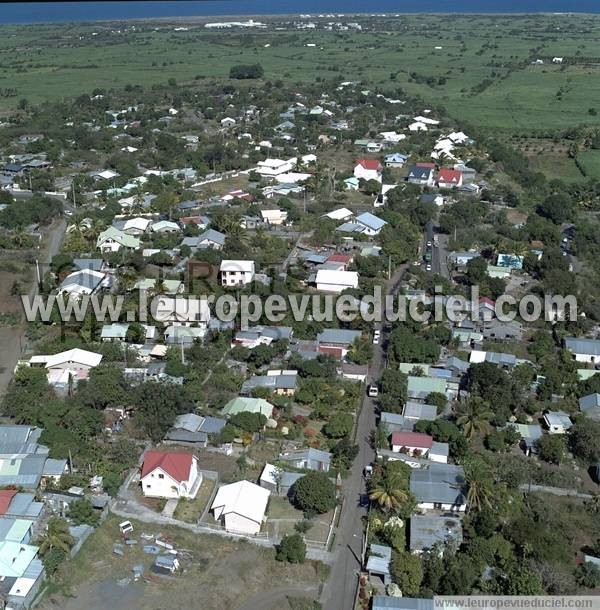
[372,597,434,610]
[317,328,362,359]
[72,258,105,273]
[140,451,202,499]
[165,413,226,446]
[134,278,184,294]
[487,264,511,279]
[184,228,226,251]
[222,397,275,419]
[366,544,392,585]
[122,217,152,235]
[260,209,288,226]
[409,514,462,555]
[232,325,292,349]
[355,212,387,236]
[339,362,369,383]
[240,370,298,396]
[220,260,255,286]
[506,423,543,456]
[323,208,354,222]
[354,159,382,182]
[406,376,447,401]
[26,348,102,388]
[497,253,524,270]
[96,227,140,253]
[380,412,413,433]
[437,168,463,189]
[220,117,236,127]
[483,320,523,342]
[579,393,600,421]
[164,325,206,345]
[420,193,444,207]
[315,269,359,293]
[565,337,600,363]
[151,220,181,234]
[448,251,480,268]
[403,402,438,422]
[278,448,332,472]
[259,464,304,496]
[391,431,433,457]
[0,540,43,607]
[57,269,110,297]
[407,166,434,187]
[410,464,467,512]
[344,177,360,191]
[152,296,210,327]
[256,158,295,178]
[384,153,408,168]
[543,410,572,434]
[211,480,270,535]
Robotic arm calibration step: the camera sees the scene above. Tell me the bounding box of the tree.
[464,458,493,512]
[68,498,100,526]
[537,193,573,225]
[570,421,600,464]
[369,474,410,513]
[290,472,337,515]
[363,179,381,196]
[575,563,600,588]
[229,64,264,79]
[276,533,306,563]
[347,336,373,365]
[466,256,487,285]
[390,550,423,596]
[536,434,566,464]
[39,517,74,556]
[323,413,353,439]
[456,397,493,439]
[229,411,267,433]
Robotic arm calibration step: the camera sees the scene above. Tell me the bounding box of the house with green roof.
[407,376,447,400]
[222,397,274,419]
[96,226,141,253]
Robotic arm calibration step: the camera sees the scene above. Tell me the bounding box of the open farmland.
[4,14,600,129]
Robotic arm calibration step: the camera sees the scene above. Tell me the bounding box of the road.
[320,264,408,610]
[0,216,66,399]
[519,484,593,499]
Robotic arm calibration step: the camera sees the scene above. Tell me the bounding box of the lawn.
[577,149,600,180]
[5,15,600,129]
[40,515,327,610]
[173,477,215,523]
[267,497,334,545]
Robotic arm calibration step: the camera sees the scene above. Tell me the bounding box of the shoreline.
[0,11,593,27]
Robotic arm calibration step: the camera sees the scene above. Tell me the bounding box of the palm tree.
[369,474,410,512]
[456,398,493,439]
[38,517,74,555]
[463,459,493,512]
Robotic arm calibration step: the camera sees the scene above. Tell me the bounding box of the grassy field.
[577,149,600,179]
[40,515,327,610]
[4,15,600,128]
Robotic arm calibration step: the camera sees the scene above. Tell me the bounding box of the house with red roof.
[438,168,463,189]
[354,159,383,182]
[391,431,433,457]
[141,450,201,499]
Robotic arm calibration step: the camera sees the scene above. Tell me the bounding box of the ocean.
[1,0,599,25]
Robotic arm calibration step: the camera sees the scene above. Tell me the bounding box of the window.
[158,473,164,479]
[146,484,151,488]
[433,502,442,510]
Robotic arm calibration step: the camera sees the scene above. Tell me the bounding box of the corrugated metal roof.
[410,464,466,505]
[565,337,600,356]
[409,514,462,552]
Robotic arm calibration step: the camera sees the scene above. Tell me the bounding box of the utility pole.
[180,338,186,365]
[72,181,76,209]
[388,255,392,280]
[35,258,41,287]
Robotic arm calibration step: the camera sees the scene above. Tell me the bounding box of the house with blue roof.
[355,212,387,236]
[384,153,409,168]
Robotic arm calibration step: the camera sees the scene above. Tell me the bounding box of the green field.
[4,14,600,129]
[577,148,600,179]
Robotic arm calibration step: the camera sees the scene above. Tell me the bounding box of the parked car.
[368,384,379,398]
[372,330,381,344]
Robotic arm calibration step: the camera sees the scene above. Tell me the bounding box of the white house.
[543,411,573,434]
[211,480,270,535]
[315,269,359,293]
[437,168,463,189]
[323,207,354,222]
[26,348,103,388]
[122,217,152,235]
[151,220,181,234]
[260,209,288,226]
[220,260,255,286]
[221,117,236,127]
[354,159,382,182]
[391,431,433,456]
[355,212,387,236]
[96,227,141,253]
[151,296,211,328]
[141,451,202,500]
[57,269,110,298]
[565,337,600,364]
[255,158,295,178]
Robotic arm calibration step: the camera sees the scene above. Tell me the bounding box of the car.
[368,384,379,398]
[426,264,432,271]
[426,240,432,248]
[372,330,381,344]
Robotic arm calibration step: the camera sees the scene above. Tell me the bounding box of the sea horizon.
[1,1,600,25]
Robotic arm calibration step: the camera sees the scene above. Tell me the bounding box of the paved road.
[0,217,66,399]
[320,264,408,610]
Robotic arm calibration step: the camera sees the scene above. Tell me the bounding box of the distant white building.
[220,260,255,286]
[315,269,359,293]
[255,158,295,178]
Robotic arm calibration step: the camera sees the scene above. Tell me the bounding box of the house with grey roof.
[403,402,438,422]
[57,269,111,297]
[259,463,307,497]
[372,597,434,610]
[366,544,392,585]
[317,329,362,349]
[278,448,332,472]
[380,412,413,433]
[410,464,467,512]
[579,393,600,421]
[355,212,387,236]
[409,514,463,555]
[240,371,298,397]
[483,320,523,342]
[165,413,226,446]
[565,337,600,363]
[543,410,572,434]
[233,326,293,349]
[72,258,105,273]
[505,422,542,456]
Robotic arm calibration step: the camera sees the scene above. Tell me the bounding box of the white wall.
[224,512,261,535]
